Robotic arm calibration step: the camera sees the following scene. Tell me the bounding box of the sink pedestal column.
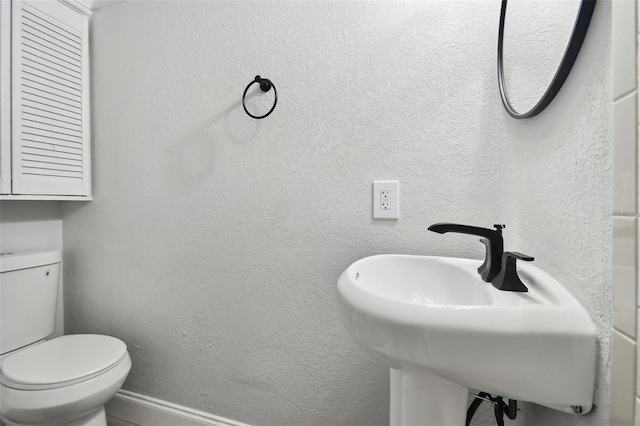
[389,367,468,426]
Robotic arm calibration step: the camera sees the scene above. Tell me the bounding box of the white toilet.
[0,250,132,426]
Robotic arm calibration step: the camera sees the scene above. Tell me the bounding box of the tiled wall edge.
[613,216,637,338]
[612,330,637,425]
[613,92,638,215]
[614,0,638,424]
[614,211,640,217]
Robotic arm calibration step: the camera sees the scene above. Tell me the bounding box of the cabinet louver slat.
[24,158,81,171]
[11,0,90,196]
[23,168,83,178]
[23,135,82,151]
[23,146,82,161]
[23,152,81,166]
[23,140,82,155]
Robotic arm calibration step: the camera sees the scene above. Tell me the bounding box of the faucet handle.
[504,251,534,262]
[491,251,534,292]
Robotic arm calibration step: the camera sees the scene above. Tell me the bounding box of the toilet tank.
[0,250,62,355]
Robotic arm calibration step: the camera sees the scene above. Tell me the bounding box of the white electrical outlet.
[380,190,390,210]
[373,181,399,219]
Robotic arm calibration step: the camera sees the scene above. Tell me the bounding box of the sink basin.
[337,255,596,425]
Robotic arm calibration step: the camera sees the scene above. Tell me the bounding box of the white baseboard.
[106,390,251,426]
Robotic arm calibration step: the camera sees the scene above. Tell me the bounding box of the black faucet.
[428,223,505,282]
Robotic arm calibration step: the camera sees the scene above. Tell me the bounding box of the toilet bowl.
[0,251,132,426]
[0,334,132,426]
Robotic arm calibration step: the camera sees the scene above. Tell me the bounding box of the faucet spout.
[428,222,505,282]
[428,223,503,239]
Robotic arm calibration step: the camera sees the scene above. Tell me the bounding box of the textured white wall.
[0,201,65,337]
[61,1,611,425]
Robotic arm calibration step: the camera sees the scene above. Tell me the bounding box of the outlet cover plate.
[373,181,399,219]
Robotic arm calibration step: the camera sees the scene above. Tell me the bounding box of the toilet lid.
[1,334,127,389]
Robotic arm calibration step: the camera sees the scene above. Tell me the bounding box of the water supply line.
[467,392,518,426]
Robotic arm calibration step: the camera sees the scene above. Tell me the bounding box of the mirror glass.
[498,0,595,118]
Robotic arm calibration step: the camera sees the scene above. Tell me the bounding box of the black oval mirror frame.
[497,0,597,119]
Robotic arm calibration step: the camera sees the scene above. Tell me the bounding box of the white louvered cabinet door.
[1,0,11,194]
[11,0,90,196]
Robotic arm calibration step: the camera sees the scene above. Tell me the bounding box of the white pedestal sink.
[337,255,597,426]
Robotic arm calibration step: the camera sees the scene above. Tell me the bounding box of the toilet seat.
[1,349,132,426]
[1,334,127,391]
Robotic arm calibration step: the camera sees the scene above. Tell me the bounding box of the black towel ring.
[242,75,277,119]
